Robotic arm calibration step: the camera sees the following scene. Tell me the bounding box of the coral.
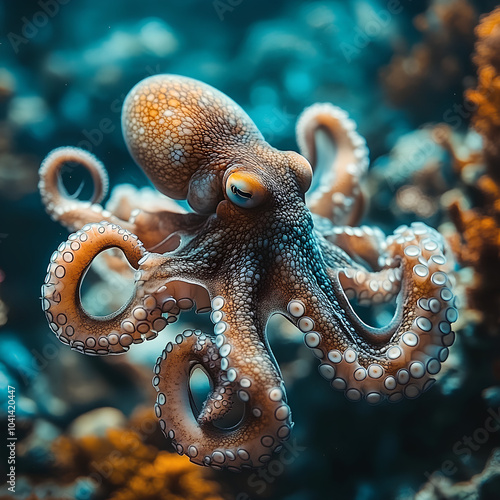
[466,6,500,179]
[448,200,500,333]
[0,407,225,500]
[381,0,477,117]
[437,135,500,332]
[50,407,226,500]
[438,7,500,335]
[410,448,500,500]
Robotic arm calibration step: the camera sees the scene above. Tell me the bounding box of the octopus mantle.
[40,75,458,471]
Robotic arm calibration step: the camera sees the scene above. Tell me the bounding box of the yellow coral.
[110,451,223,500]
[51,408,225,500]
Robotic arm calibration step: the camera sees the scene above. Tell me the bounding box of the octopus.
[40,75,458,471]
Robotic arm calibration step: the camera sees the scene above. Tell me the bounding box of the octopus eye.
[225,171,266,208]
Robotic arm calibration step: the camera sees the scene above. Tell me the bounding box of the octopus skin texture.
[40,74,458,471]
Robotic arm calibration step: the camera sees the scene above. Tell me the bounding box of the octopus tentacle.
[338,266,402,306]
[104,183,209,254]
[42,221,178,354]
[89,206,207,285]
[39,147,114,230]
[105,184,186,222]
[284,222,457,403]
[154,293,293,470]
[296,103,369,226]
[104,184,210,254]
[317,223,402,305]
[318,222,388,271]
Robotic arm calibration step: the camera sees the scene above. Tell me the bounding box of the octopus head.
[122,74,312,215]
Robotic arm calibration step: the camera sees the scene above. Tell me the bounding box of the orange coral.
[466,7,500,178]
[443,7,500,333]
[110,451,224,500]
[440,128,500,332]
[449,203,500,332]
[51,408,226,500]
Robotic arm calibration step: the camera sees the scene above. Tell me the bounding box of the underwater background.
[2,0,500,498]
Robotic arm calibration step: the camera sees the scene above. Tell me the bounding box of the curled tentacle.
[122,74,313,214]
[284,222,457,403]
[297,103,369,225]
[42,222,181,354]
[154,294,293,470]
[39,147,114,230]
